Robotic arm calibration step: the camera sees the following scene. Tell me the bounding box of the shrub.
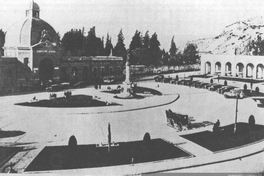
[68,135,77,151]
[243,84,247,91]
[224,80,227,86]
[176,75,179,81]
[255,87,260,94]
[210,79,213,84]
[143,132,151,143]
[248,115,255,125]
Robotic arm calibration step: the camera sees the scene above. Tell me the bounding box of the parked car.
[154,75,164,82]
[73,81,86,88]
[45,84,62,92]
[209,84,223,91]
[61,82,70,89]
[163,77,172,83]
[103,76,115,84]
[217,86,236,94]
[224,88,245,99]
[190,80,200,87]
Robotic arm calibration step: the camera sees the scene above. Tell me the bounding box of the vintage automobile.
[154,74,164,82]
[224,88,245,99]
[217,86,236,94]
[73,81,86,88]
[45,84,62,92]
[163,77,172,83]
[209,84,223,91]
[103,76,115,84]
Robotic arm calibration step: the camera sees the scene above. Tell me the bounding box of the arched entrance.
[225,62,232,76]
[39,58,54,85]
[236,63,244,77]
[246,63,254,78]
[215,62,221,75]
[60,67,68,82]
[71,67,79,83]
[256,64,264,79]
[205,62,211,74]
[82,66,89,83]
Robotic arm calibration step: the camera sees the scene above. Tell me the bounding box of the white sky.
[0,0,264,50]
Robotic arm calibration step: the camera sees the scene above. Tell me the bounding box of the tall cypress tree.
[0,29,5,56]
[113,29,126,59]
[169,36,177,57]
[104,33,113,56]
[149,33,161,65]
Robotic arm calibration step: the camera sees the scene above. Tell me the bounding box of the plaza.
[0,72,264,174]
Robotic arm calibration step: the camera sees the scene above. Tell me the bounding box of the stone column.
[232,63,236,77]
[221,62,225,76]
[243,65,247,78]
[253,66,257,79]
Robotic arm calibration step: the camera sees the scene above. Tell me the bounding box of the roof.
[4,17,58,48]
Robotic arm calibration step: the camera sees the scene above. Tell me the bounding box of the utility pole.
[234,94,239,133]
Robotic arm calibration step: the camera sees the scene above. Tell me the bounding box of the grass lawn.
[102,86,162,96]
[0,130,25,138]
[25,139,191,172]
[15,95,120,108]
[181,123,264,152]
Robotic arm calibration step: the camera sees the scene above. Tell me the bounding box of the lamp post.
[234,93,239,133]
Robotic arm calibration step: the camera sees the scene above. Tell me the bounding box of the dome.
[4,17,59,48]
[29,1,40,11]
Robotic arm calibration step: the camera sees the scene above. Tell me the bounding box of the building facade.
[60,56,123,84]
[0,1,124,93]
[200,54,264,79]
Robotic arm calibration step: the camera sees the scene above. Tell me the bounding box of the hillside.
[191,16,264,55]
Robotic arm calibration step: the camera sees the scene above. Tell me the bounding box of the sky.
[1,0,264,51]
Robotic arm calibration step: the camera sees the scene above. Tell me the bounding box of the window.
[93,68,97,78]
[100,67,105,77]
[109,67,113,76]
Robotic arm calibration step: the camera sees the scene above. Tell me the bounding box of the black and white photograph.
[0,0,264,175]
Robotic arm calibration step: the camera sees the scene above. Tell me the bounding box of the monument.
[117,50,136,98]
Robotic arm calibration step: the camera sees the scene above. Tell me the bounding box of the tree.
[169,36,177,57]
[249,35,264,55]
[113,29,127,59]
[61,29,85,56]
[248,115,255,125]
[149,33,161,65]
[182,43,200,64]
[129,30,142,51]
[129,30,143,64]
[68,135,77,151]
[0,29,5,56]
[104,33,113,56]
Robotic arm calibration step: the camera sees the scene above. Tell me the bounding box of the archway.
[256,64,264,79]
[215,62,221,75]
[60,67,67,82]
[246,63,254,78]
[236,63,244,77]
[39,58,54,85]
[82,66,89,82]
[225,62,232,76]
[205,62,211,74]
[71,67,79,83]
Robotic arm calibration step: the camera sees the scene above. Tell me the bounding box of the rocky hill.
[191,16,264,55]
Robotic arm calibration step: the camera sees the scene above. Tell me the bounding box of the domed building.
[3,1,61,85]
[0,1,124,94]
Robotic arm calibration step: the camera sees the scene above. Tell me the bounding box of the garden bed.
[15,95,120,108]
[25,139,191,172]
[181,123,264,152]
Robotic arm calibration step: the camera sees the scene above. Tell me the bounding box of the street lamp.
[234,93,239,133]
